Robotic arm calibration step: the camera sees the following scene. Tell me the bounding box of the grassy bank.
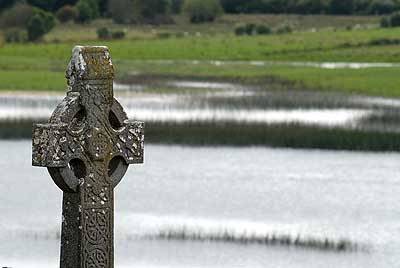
[117,61,400,97]
[3,28,400,62]
[1,15,400,96]
[35,14,382,43]
[1,60,400,97]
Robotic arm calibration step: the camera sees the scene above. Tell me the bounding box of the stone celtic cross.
[32,46,144,268]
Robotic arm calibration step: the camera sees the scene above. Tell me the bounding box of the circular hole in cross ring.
[108,156,126,177]
[68,158,87,180]
[109,110,123,130]
[108,156,128,187]
[69,106,87,133]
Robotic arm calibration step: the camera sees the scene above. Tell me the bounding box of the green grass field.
[1,15,400,96]
[4,27,400,61]
[39,14,382,42]
[117,62,400,96]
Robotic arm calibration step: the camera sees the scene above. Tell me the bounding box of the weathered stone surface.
[32,46,144,268]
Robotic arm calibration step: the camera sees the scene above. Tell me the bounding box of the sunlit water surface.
[120,59,400,69]
[1,141,400,267]
[0,89,391,129]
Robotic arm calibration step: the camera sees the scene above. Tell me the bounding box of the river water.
[1,140,400,268]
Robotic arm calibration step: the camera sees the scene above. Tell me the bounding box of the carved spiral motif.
[85,247,108,268]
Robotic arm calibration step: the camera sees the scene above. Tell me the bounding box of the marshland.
[1,0,400,267]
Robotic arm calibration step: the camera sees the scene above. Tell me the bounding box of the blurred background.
[1,0,400,267]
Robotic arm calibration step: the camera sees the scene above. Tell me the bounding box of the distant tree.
[0,4,35,28]
[27,0,56,11]
[380,16,390,27]
[183,0,223,23]
[4,28,28,43]
[234,24,246,35]
[276,23,293,34]
[170,0,184,13]
[368,0,395,14]
[266,0,289,13]
[389,12,400,27]
[97,0,109,16]
[108,0,136,23]
[54,0,79,11]
[329,0,355,14]
[75,0,98,23]
[242,0,272,13]
[0,0,16,12]
[56,5,77,23]
[27,9,55,41]
[111,30,125,39]
[352,0,371,14]
[292,0,328,14]
[27,14,47,40]
[243,23,256,34]
[256,24,271,34]
[200,0,400,15]
[134,0,169,19]
[97,27,110,39]
[220,0,247,13]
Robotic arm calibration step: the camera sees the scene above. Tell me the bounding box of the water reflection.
[1,142,399,267]
[1,78,400,149]
[118,59,400,69]
[0,91,376,127]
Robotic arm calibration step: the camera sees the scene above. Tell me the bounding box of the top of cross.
[32,45,144,192]
[67,46,114,81]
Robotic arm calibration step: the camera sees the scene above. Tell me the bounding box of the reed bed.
[3,120,400,151]
[147,227,363,253]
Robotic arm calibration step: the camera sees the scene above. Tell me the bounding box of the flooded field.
[116,59,400,69]
[1,73,400,150]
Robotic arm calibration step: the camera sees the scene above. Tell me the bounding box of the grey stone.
[32,46,144,268]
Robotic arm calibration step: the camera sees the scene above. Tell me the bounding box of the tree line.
[1,0,400,42]
[2,0,400,20]
[220,0,400,15]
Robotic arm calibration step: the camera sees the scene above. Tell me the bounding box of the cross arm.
[32,123,70,167]
[113,121,144,165]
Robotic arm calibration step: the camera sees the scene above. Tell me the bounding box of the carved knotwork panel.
[82,208,111,268]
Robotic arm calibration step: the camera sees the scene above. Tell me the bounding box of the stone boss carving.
[32,46,144,268]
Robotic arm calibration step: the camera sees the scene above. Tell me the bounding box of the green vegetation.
[55,5,77,23]
[183,0,223,23]
[3,0,400,17]
[87,122,400,151]
[381,11,400,27]
[1,23,400,96]
[75,0,99,23]
[26,9,55,41]
[235,23,273,35]
[0,2,399,97]
[117,62,400,97]
[0,70,64,91]
[220,0,400,15]
[4,120,400,151]
[1,1,400,149]
[96,27,126,39]
[0,4,55,41]
[4,27,400,61]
